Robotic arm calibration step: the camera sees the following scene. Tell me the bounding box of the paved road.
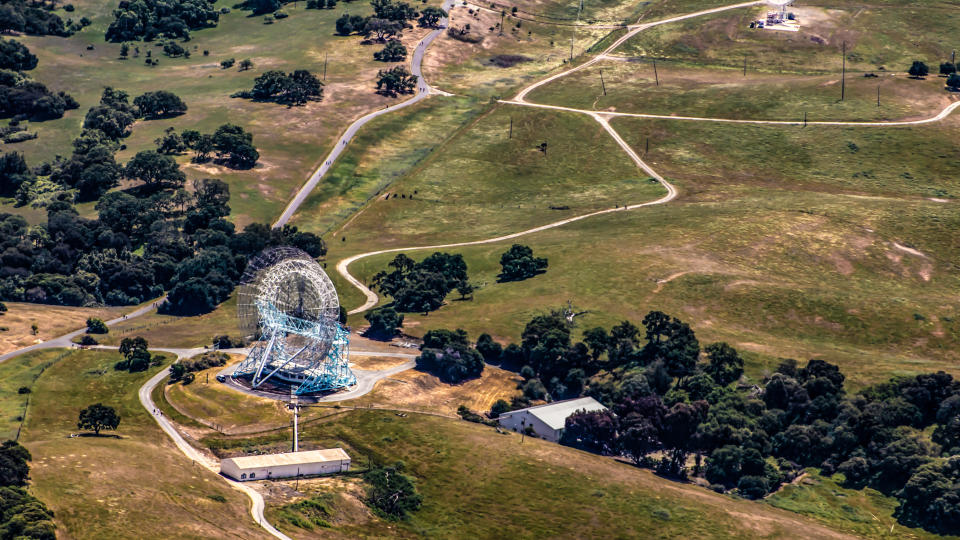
[272,0,456,228]
[138,360,291,540]
[0,299,163,364]
[218,357,417,402]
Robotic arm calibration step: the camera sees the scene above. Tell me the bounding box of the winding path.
[332,0,960,315]
[5,1,960,538]
[273,0,455,228]
[139,363,292,540]
[334,1,764,315]
[0,299,162,364]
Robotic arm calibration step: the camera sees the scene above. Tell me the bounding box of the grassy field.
[0,302,126,354]
[161,348,515,428]
[223,408,863,538]
[525,61,955,121]
[316,104,665,251]
[98,293,240,347]
[18,348,268,539]
[12,0,441,227]
[0,349,71,440]
[768,470,953,540]
[612,117,960,199]
[287,96,483,236]
[615,1,960,74]
[322,113,960,388]
[424,3,616,100]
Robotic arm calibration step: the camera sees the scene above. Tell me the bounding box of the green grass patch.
[289,96,484,236]
[19,349,262,539]
[331,103,665,252]
[257,409,862,538]
[0,349,72,440]
[616,2,960,75]
[767,470,951,540]
[527,62,952,121]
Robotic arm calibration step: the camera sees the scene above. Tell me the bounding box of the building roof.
[222,448,350,469]
[501,397,608,431]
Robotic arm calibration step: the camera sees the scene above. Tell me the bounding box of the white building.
[497,397,608,443]
[220,448,350,481]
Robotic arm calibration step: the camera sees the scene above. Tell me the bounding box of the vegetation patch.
[489,54,531,68]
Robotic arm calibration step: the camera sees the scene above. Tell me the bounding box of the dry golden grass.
[349,364,521,416]
[20,350,268,539]
[0,302,125,355]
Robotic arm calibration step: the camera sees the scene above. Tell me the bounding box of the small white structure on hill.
[220,448,350,481]
[497,397,608,443]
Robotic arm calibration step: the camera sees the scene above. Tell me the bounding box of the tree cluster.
[105,0,220,42]
[498,243,547,282]
[115,335,161,371]
[335,0,419,38]
[169,351,227,381]
[0,84,310,314]
[364,305,403,339]
[83,86,137,139]
[372,252,467,313]
[175,124,259,169]
[370,0,417,24]
[85,317,108,333]
[417,6,444,28]
[334,13,367,35]
[0,69,78,121]
[416,328,484,383]
[375,65,415,96]
[0,440,56,539]
[134,90,188,119]
[373,39,405,62]
[242,69,323,106]
[0,38,37,71]
[306,0,338,8]
[0,174,322,312]
[484,308,960,532]
[908,60,929,78]
[363,462,422,520]
[0,0,72,36]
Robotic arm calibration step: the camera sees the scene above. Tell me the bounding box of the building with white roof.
[497,397,608,443]
[220,448,350,481]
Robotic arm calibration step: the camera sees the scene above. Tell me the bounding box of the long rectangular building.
[497,397,608,443]
[220,448,350,481]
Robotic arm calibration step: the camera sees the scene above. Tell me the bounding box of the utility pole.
[803,111,807,127]
[296,467,300,491]
[841,41,846,101]
[743,55,747,76]
[653,59,659,86]
[877,85,880,107]
[323,53,328,81]
[599,69,606,95]
[291,400,299,452]
[645,137,649,154]
[569,30,574,62]
[509,116,513,139]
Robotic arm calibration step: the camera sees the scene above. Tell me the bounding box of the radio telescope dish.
[233,247,355,395]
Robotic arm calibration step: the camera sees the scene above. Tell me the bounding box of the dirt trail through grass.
[334,0,960,316]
